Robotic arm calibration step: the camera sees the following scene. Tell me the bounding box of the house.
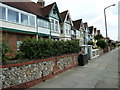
[1,1,37,51]
[71,24,76,40]
[73,19,85,46]
[39,1,62,40]
[89,26,94,42]
[83,22,90,45]
[1,0,62,50]
[94,28,97,36]
[60,10,73,41]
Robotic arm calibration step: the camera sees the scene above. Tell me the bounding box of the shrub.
[2,41,10,63]
[20,38,80,59]
[96,39,107,49]
[88,40,94,46]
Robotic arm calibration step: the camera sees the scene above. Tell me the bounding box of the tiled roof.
[60,10,68,22]
[2,0,55,18]
[83,22,87,29]
[73,19,82,30]
[2,1,43,16]
[41,2,55,17]
[89,26,94,34]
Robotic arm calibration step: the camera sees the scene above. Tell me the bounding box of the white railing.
[92,49,99,59]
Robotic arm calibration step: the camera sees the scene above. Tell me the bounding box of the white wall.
[0,20,36,32]
[38,27,50,35]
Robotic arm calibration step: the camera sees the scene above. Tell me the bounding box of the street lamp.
[104,4,115,52]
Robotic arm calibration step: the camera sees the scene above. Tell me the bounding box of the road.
[28,48,119,88]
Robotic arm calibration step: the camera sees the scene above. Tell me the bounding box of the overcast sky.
[32,0,119,41]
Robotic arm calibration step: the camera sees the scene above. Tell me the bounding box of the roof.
[41,2,55,17]
[94,28,97,33]
[2,1,60,21]
[89,26,94,34]
[60,10,68,22]
[2,0,43,16]
[73,19,82,30]
[97,30,100,35]
[71,26,76,30]
[83,22,88,29]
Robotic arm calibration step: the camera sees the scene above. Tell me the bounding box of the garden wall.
[1,53,80,89]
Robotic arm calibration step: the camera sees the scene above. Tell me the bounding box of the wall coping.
[1,53,81,68]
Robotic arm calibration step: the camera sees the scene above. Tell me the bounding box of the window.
[51,19,54,31]
[55,21,58,31]
[37,19,49,28]
[30,15,35,27]
[8,9,19,23]
[21,13,28,25]
[0,6,6,20]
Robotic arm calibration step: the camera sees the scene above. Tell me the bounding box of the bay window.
[0,5,36,27]
[8,9,19,23]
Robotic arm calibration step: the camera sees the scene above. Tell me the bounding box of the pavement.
[27,48,119,88]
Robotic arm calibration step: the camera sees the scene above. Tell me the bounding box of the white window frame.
[0,3,36,28]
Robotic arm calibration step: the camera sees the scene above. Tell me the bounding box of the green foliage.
[88,40,94,45]
[20,38,80,59]
[2,41,10,63]
[96,39,107,49]
[15,51,25,60]
[94,34,103,40]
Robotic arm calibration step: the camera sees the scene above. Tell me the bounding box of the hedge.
[20,38,80,59]
[96,39,107,49]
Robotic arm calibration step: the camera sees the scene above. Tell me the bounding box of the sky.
[32,0,119,41]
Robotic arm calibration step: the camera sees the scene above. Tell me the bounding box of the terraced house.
[1,1,37,51]
[1,0,62,50]
[60,10,73,41]
[89,26,94,42]
[83,22,91,45]
[73,19,85,46]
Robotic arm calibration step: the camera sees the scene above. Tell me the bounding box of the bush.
[88,40,94,46]
[2,41,10,63]
[96,39,107,49]
[20,38,80,59]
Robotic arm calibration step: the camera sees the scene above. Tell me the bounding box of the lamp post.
[104,4,115,52]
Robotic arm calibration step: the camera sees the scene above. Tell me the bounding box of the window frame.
[0,6,6,20]
[8,8,19,23]
[0,3,36,27]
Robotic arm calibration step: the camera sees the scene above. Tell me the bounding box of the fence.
[92,49,100,59]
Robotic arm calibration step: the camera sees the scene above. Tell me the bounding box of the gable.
[65,14,72,25]
[49,3,62,22]
[80,21,85,30]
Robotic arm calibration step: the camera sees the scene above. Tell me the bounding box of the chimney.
[37,0,45,8]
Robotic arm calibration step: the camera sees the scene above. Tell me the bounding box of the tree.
[94,34,103,40]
